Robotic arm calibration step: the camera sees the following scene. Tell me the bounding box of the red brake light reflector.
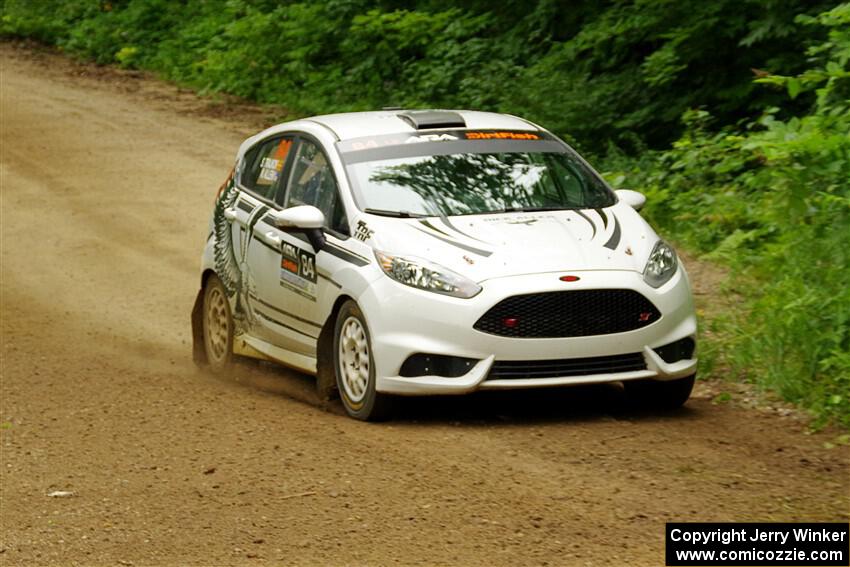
[560,275,580,282]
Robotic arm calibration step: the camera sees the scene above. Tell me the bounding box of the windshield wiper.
[363,208,429,218]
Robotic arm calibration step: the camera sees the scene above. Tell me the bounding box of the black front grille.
[488,352,647,380]
[473,289,661,338]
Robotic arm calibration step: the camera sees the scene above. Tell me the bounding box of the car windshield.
[344,149,615,216]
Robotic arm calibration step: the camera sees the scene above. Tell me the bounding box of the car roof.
[307,110,541,141]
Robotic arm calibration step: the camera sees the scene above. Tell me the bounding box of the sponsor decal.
[405,133,458,143]
[257,161,280,185]
[260,157,283,171]
[483,214,553,224]
[280,241,317,301]
[257,139,292,186]
[464,131,541,140]
[354,220,374,242]
[342,130,549,153]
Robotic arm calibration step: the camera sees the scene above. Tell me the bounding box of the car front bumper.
[358,267,698,395]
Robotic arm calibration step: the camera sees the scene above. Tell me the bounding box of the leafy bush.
[0,0,835,154]
[605,5,850,426]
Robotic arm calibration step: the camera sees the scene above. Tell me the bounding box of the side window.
[286,139,349,235]
[240,136,294,201]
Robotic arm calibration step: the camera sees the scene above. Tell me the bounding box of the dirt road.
[1,44,847,566]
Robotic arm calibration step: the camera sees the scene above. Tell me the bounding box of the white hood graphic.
[365,203,660,282]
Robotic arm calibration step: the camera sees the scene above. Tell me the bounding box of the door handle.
[223,207,245,225]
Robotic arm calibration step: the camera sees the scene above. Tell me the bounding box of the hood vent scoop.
[397,110,466,130]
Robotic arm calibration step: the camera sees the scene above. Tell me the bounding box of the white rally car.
[191,110,697,420]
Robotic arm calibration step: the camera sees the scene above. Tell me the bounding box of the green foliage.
[0,0,835,153]
[606,5,850,426]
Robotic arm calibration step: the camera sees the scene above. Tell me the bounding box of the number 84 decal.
[280,241,318,300]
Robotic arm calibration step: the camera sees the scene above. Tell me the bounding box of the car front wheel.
[333,300,392,421]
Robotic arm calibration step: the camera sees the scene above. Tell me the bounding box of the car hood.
[363,204,661,282]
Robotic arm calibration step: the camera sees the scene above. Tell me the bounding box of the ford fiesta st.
[191,109,697,420]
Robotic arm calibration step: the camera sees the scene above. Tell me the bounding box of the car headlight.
[643,240,678,288]
[375,251,482,298]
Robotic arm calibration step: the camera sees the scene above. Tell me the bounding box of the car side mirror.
[615,189,647,211]
[271,205,326,251]
[272,205,325,229]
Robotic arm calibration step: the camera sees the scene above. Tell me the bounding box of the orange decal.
[272,139,292,170]
[466,131,541,140]
[281,258,298,273]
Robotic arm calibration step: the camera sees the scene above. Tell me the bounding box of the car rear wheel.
[333,300,393,421]
[202,275,235,373]
[625,374,695,410]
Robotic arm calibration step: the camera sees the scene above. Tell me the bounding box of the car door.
[245,135,356,360]
[223,134,309,354]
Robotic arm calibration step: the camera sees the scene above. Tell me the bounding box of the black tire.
[202,275,235,373]
[333,300,393,421]
[624,374,695,410]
